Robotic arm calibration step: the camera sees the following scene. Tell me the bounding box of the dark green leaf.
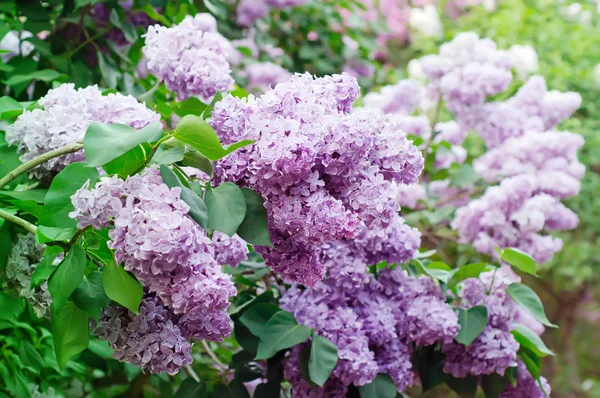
[236,188,272,246]
[71,271,110,321]
[97,51,118,88]
[87,339,114,360]
[175,379,206,397]
[182,148,213,178]
[30,255,58,288]
[102,260,143,314]
[102,144,148,178]
[50,301,89,370]
[48,245,87,310]
[35,226,76,244]
[448,263,493,289]
[239,303,280,337]
[175,97,207,117]
[507,283,556,328]
[481,373,510,398]
[0,292,25,320]
[511,324,554,357]
[255,311,311,360]
[205,183,246,236]
[445,374,478,398]
[500,248,537,276]
[40,163,99,228]
[309,334,338,387]
[84,122,162,167]
[18,341,44,372]
[455,306,488,346]
[159,165,208,229]
[359,374,397,398]
[518,347,541,379]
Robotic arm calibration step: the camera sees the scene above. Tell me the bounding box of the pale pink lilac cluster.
[452,175,579,263]
[5,84,159,179]
[212,232,249,267]
[210,73,423,286]
[70,167,239,371]
[143,14,233,101]
[96,295,192,375]
[241,62,292,94]
[236,0,309,26]
[281,256,458,395]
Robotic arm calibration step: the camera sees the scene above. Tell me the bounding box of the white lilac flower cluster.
[5,84,159,179]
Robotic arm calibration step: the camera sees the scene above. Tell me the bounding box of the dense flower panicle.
[143,14,233,101]
[281,261,458,392]
[396,183,427,209]
[212,232,249,267]
[236,0,269,26]
[211,73,423,285]
[419,32,512,114]
[96,296,192,375]
[4,234,53,318]
[242,62,292,94]
[5,84,159,178]
[362,79,421,114]
[500,361,551,398]
[474,131,585,199]
[387,114,432,140]
[70,167,236,341]
[452,175,578,263]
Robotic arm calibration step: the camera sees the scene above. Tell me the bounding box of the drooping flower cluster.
[452,175,579,263]
[143,13,234,101]
[281,247,458,395]
[210,73,424,285]
[70,167,241,372]
[419,32,513,116]
[3,234,53,318]
[241,62,292,94]
[95,295,193,375]
[5,84,159,179]
[442,266,550,397]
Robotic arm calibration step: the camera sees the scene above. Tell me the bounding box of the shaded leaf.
[455,306,488,346]
[255,311,311,360]
[48,245,87,310]
[102,260,143,314]
[205,183,246,236]
[51,301,89,370]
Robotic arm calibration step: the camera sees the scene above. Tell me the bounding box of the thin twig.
[434,186,484,207]
[0,209,37,234]
[68,225,91,249]
[201,340,226,371]
[0,141,84,190]
[185,365,201,383]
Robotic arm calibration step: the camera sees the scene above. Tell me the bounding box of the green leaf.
[445,374,478,398]
[309,334,338,387]
[511,324,554,357]
[35,226,76,244]
[0,293,25,320]
[173,115,254,161]
[255,311,311,360]
[84,122,162,167]
[448,263,492,290]
[102,260,142,314]
[18,341,44,372]
[205,183,246,236]
[182,148,213,178]
[97,51,118,88]
[40,163,99,228]
[455,306,488,346]
[175,379,206,397]
[102,144,149,178]
[507,283,556,328]
[449,164,481,188]
[239,303,280,337]
[500,248,537,276]
[48,245,87,310]
[201,91,222,119]
[71,271,110,322]
[414,260,452,284]
[175,97,207,117]
[3,69,64,86]
[30,255,58,289]
[50,301,89,370]
[159,165,208,229]
[0,190,47,203]
[236,188,272,246]
[358,373,397,398]
[152,140,185,165]
[481,373,510,398]
[0,96,24,119]
[87,339,114,359]
[518,347,541,379]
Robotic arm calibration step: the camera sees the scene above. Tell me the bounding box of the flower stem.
[0,209,37,235]
[0,141,84,190]
[201,340,226,371]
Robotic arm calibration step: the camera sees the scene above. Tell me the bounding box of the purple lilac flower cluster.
[281,247,458,395]
[452,175,579,263]
[236,0,309,26]
[443,266,550,396]
[143,14,233,101]
[71,167,247,372]
[210,73,424,285]
[5,84,159,179]
[92,2,155,47]
[241,62,292,94]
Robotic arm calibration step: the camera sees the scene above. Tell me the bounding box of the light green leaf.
[500,248,537,276]
[0,293,25,320]
[3,69,65,86]
[84,122,162,167]
[50,301,89,370]
[448,263,493,290]
[35,226,76,244]
[239,303,280,337]
[205,183,246,236]
[414,260,453,284]
[48,245,87,310]
[255,311,311,360]
[507,283,556,328]
[358,373,397,398]
[0,96,24,119]
[309,334,338,387]
[102,260,142,314]
[455,306,488,346]
[71,271,110,322]
[236,188,271,246]
[511,324,554,357]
